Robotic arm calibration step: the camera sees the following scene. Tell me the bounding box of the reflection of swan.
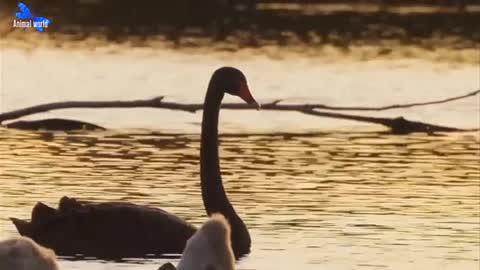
[11,67,257,259]
[0,236,59,270]
[177,213,235,270]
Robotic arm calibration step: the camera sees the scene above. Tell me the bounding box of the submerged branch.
[0,90,478,134]
[299,110,464,134]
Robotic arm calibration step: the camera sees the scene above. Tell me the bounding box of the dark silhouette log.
[301,111,463,135]
[5,118,105,131]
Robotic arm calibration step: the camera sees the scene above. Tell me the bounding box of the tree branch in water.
[0,90,478,134]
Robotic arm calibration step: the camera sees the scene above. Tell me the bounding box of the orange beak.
[239,80,260,110]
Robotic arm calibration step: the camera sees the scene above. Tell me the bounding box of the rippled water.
[0,128,479,270]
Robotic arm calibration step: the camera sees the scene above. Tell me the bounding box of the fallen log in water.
[5,118,106,131]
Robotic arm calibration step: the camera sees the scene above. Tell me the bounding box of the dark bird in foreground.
[10,66,257,260]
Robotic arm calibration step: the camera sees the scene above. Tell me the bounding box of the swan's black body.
[10,67,255,260]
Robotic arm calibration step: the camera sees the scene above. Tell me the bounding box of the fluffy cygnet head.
[177,213,235,270]
[0,236,59,270]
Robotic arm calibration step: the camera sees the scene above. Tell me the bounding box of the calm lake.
[0,47,479,270]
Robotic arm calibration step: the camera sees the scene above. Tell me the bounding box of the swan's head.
[211,67,260,109]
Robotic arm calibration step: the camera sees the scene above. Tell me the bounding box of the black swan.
[0,236,59,270]
[10,66,257,259]
[176,213,235,270]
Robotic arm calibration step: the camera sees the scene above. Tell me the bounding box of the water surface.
[0,129,478,270]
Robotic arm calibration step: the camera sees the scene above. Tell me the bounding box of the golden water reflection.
[0,128,479,270]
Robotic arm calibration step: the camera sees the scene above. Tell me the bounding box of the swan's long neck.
[201,86,229,213]
[200,84,251,259]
